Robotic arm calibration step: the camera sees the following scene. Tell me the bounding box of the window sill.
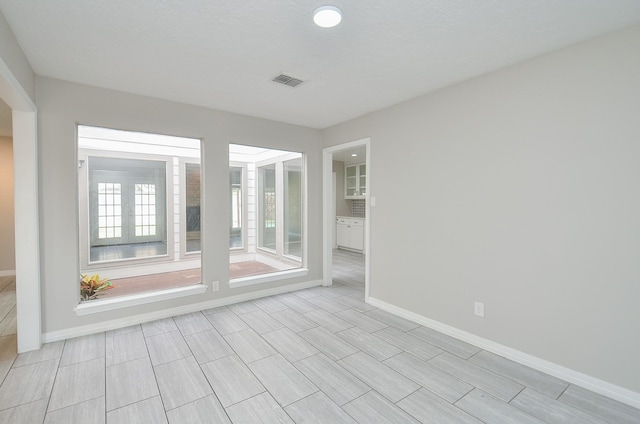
[74,283,208,316]
[229,268,309,289]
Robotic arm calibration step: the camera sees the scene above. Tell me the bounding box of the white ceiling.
[1,1,640,130]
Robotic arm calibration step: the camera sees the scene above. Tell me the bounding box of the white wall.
[0,136,15,272]
[37,76,323,334]
[322,24,640,394]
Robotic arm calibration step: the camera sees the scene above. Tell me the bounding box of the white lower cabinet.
[336,217,364,252]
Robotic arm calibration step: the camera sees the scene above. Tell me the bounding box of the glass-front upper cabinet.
[345,163,366,199]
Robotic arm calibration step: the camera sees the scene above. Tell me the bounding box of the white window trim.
[230,161,248,252]
[78,148,176,269]
[74,283,208,315]
[229,268,309,289]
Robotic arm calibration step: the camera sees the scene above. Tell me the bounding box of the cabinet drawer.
[349,219,364,227]
[337,218,350,225]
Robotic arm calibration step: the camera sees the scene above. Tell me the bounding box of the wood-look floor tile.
[106,357,159,411]
[141,317,178,337]
[429,352,524,402]
[145,330,191,366]
[248,354,318,407]
[292,288,320,300]
[409,326,480,359]
[44,396,104,424]
[299,327,358,361]
[225,392,293,424]
[558,384,640,424]
[106,330,148,367]
[173,312,213,336]
[294,353,370,406]
[0,306,16,336]
[338,352,420,403]
[305,296,350,313]
[285,391,356,424]
[333,295,376,312]
[276,295,318,313]
[106,395,167,424]
[0,358,58,409]
[271,309,318,332]
[223,329,276,363]
[201,355,265,407]
[303,309,354,333]
[385,352,473,402]
[48,357,105,412]
[335,309,388,333]
[59,332,105,366]
[228,300,261,315]
[511,387,607,424]
[0,398,48,424]
[456,389,545,424]
[0,334,16,361]
[13,340,64,368]
[365,308,420,332]
[262,328,319,362]
[343,391,420,424]
[166,394,230,424]
[183,328,234,364]
[205,310,249,335]
[469,350,569,399]
[398,388,482,424]
[373,327,443,361]
[154,356,213,410]
[239,310,285,334]
[252,296,289,313]
[336,327,401,361]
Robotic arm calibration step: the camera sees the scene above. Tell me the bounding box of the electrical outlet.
[212,281,219,291]
[474,301,484,317]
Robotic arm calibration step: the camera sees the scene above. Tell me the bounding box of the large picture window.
[229,144,305,279]
[78,125,201,300]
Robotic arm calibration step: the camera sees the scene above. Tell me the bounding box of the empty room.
[0,1,639,423]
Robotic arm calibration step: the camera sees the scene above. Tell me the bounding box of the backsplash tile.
[350,199,366,218]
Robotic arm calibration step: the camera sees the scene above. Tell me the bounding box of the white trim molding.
[45,279,321,343]
[74,283,208,315]
[367,296,640,410]
[229,268,309,289]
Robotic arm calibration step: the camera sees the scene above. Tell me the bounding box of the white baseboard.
[367,296,640,410]
[0,270,16,277]
[43,279,322,343]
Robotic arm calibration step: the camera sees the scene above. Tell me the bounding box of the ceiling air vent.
[272,74,304,87]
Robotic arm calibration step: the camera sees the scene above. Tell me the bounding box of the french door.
[88,157,167,248]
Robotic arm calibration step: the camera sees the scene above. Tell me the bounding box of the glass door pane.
[230,167,243,249]
[284,158,302,259]
[258,164,276,251]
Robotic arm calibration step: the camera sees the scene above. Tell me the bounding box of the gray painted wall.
[36,76,323,334]
[322,24,640,393]
[0,10,35,105]
[0,136,15,271]
[333,160,350,217]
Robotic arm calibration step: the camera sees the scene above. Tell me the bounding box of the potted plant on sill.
[80,273,115,301]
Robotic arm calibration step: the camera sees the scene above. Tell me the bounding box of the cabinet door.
[358,164,366,196]
[350,224,364,251]
[345,165,357,198]
[336,224,349,247]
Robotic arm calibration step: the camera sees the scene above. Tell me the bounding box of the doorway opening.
[323,138,371,300]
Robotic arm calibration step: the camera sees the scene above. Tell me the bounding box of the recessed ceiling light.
[313,6,342,28]
[351,153,357,157]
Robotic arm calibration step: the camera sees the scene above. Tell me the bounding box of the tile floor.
[0,252,639,423]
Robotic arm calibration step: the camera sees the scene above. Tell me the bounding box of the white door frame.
[322,138,371,300]
[0,63,41,353]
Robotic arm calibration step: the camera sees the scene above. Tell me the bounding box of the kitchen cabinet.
[336,217,364,252]
[345,163,366,199]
